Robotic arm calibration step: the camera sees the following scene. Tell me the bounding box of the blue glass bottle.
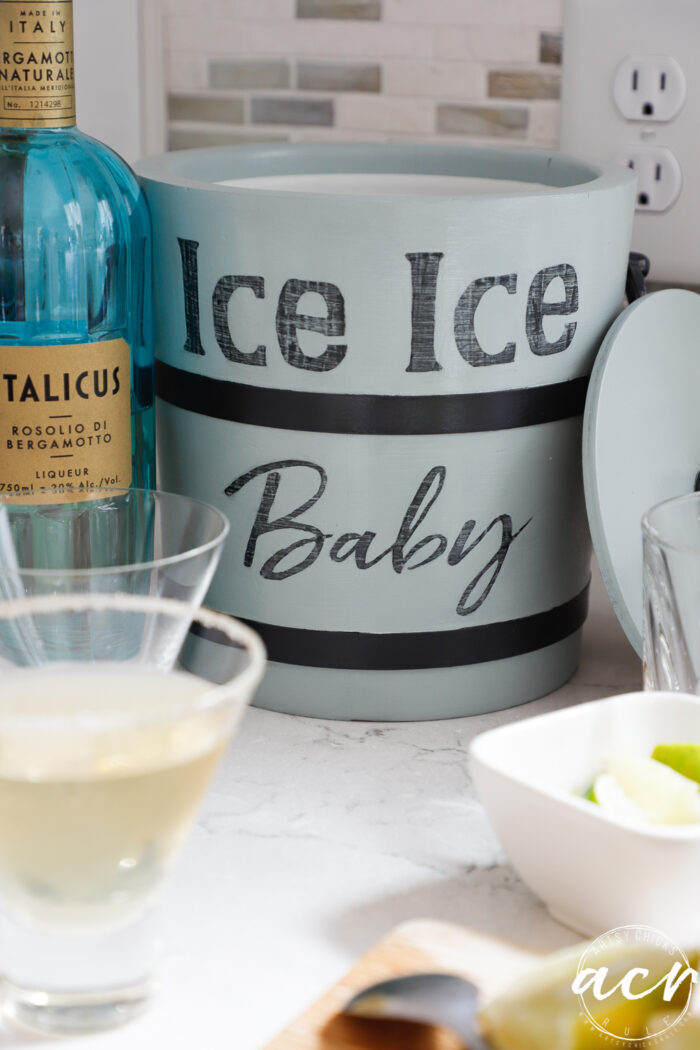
[0,1,155,499]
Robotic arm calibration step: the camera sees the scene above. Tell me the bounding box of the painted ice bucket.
[137,143,635,719]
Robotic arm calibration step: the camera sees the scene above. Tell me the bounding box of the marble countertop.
[6,562,641,1049]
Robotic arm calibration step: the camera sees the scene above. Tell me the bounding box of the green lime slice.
[652,744,700,786]
[480,941,700,1050]
[605,752,700,825]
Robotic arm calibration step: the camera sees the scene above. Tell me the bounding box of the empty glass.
[0,487,229,603]
[643,492,700,692]
[0,488,229,665]
[0,591,265,1036]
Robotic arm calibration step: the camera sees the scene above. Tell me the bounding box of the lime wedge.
[480,940,699,1050]
[592,772,647,823]
[664,1020,700,1048]
[652,744,700,786]
[606,752,700,825]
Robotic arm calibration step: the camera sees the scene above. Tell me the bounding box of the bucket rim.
[136,140,634,202]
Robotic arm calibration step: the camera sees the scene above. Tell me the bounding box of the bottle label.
[0,1,76,129]
[0,339,133,502]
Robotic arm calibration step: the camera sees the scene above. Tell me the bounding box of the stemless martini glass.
[0,488,230,665]
[0,592,265,1037]
[0,487,230,603]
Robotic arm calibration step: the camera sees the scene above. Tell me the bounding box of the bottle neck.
[0,1,76,131]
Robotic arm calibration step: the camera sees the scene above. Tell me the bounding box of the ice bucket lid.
[583,288,700,655]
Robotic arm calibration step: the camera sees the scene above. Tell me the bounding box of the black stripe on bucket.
[190,582,589,671]
[156,361,589,435]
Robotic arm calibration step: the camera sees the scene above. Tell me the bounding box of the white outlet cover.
[561,0,700,284]
[614,145,682,212]
[613,54,686,123]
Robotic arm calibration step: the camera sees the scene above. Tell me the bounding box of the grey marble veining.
[297,60,381,93]
[250,96,335,126]
[161,560,637,1050]
[488,70,561,99]
[437,103,530,137]
[297,0,381,19]
[168,93,244,125]
[209,60,291,91]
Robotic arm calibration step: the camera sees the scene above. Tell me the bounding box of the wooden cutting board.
[262,920,545,1050]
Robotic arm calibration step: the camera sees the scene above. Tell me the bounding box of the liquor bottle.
[0,0,155,501]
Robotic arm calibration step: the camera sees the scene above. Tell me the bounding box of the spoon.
[344,972,492,1048]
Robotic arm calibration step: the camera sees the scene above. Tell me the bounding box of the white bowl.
[470,691,700,942]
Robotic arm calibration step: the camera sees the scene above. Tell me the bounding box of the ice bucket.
[137,143,635,720]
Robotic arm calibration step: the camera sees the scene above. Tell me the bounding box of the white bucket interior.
[216,172,557,195]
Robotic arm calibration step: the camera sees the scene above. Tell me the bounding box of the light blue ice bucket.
[137,143,635,720]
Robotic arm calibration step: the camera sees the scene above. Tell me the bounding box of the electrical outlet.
[615,146,682,212]
[561,0,700,285]
[613,55,686,122]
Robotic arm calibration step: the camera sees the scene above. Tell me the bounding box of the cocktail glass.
[0,487,230,664]
[0,591,265,1036]
[643,492,700,692]
[0,487,229,601]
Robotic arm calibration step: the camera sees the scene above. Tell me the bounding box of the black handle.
[626,251,651,303]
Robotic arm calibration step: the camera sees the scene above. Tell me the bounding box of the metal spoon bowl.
[344,972,491,1049]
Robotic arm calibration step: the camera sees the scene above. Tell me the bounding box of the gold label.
[0,339,132,503]
[0,2,76,128]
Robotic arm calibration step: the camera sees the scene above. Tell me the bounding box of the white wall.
[73,0,165,163]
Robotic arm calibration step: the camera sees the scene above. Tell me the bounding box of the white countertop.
[4,562,641,1049]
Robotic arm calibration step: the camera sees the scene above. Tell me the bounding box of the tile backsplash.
[164,0,563,151]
